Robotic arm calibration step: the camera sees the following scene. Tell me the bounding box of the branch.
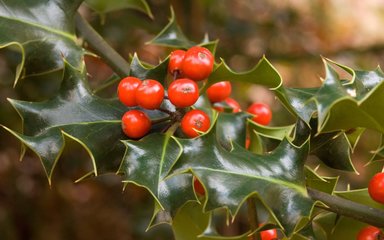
[308,188,384,228]
[75,12,130,77]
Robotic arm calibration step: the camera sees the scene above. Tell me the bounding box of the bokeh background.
[1,0,384,239]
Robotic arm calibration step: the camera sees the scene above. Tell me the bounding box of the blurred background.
[0,0,384,239]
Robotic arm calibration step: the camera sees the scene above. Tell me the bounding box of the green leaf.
[324,215,368,240]
[248,120,295,153]
[370,134,384,162]
[310,131,357,172]
[335,189,384,210]
[279,87,318,123]
[171,128,314,236]
[172,201,210,240]
[206,57,282,90]
[0,0,84,85]
[173,202,250,240]
[345,128,365,151]
[147,7,195,49]
[305,167,338,194]
[2,61,164,183]
[204,57,317,123]
[129,53,169,85]
[148,174,196,229]
[85,0,153,18]
[293,211,336,240]
[119,133,196,215]
[313,60,384,133]
[215,112,250,150]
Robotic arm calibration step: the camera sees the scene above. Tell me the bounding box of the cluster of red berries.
[117,46,214,139]
[118,46,273,140]
[115,47,384,240]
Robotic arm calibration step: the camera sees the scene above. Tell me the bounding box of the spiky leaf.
[171,128,313,236]
[314,60,384,133]
[3,61,165,183]
[147,8,194,48]
[0,0,84,85]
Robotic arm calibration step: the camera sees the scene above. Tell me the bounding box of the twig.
[75,12,130,77]
[308,188,384,228]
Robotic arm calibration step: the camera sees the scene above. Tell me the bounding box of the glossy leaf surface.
[314,61,384,133]
[0,0,83,84]
[3,62,162,182]
[171,129,313,236]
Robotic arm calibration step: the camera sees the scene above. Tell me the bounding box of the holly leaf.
[305,167,338,195]
[129,53,169,84]
[369,134,384,162]
[171,127,314,236]
[313,60,384,133]
[2,61,165,183]
[248,120,295,153]
[85,0,153,18]
[335,189,384,210]
[206,57,282,90]
[0,0,84,85]
[173,202,251,240]
[205,57,319,123]
[215,112,250,150]
[119,133,197,217]
[148,174,196,229]
[310,131,357,172]
[147,7,194,49]
[280,87,318,123]
[172,201,210,240]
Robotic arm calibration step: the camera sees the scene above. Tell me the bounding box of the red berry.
[260,228,278,240]
[207,81,232,103]
[136,79,164,110]
[121,110,151,139]
[357,226,383,240]
[168,49,186,78]
[245,137,250,149]
[213,97,241,113]
[181,109,211,138]
[247,227,278,240]
[193,177,205,196]
[168,78,199,108]
[181,46,214,81]
[117,76,141,107]
[368,172,384,204]
[247,103,272,125]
